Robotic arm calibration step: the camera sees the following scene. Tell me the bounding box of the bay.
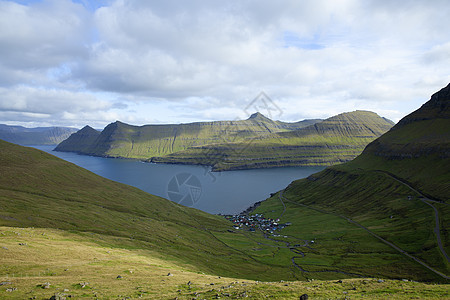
[32,145,324,215]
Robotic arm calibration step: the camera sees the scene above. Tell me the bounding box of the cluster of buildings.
[225,213,291,234]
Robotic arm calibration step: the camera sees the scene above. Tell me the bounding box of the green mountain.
[154,110,394,171]
[252,83,450,281]
[55,114,320,159]
[54,125,100,153]
[0,124,78,145]
[55,111,393,171]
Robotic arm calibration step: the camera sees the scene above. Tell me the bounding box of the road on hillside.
[277,187,450,280]
[376,171,449,264]
[274,191,363,277]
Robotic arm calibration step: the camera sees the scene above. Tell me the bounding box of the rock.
[0,281,12,286]
[6,287,17,292]
[41,282,51,289]
[377,279,384,283]
[167,273,173,276]
[187,281,191,285]
[337,280,343,283]
[1,246,8,250]
[49,293,67,300]
[116,275,122,279]
[299,294,308,300]
[18,242,27,246]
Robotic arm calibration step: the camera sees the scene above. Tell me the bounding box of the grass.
[1,227,449,299]
[2,139,448,283]
[252,192,448,282]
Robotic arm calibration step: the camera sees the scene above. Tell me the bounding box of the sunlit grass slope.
[2,227,448,299]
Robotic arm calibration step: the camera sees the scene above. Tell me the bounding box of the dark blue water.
[32,145,324,214]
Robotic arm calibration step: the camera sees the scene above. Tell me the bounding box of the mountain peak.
[80,125,97,132]
[395,82,450,128]
[248,112,271,121]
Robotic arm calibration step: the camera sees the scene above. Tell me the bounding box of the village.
[224,213,292,235]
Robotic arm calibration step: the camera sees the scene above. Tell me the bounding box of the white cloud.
[0,0,449,128]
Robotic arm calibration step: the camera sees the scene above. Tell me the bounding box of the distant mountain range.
[0,124,78,145]
[55,111,393,170]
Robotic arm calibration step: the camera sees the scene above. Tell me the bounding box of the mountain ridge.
[153,110,394,170]
[0,124,78,145]
[55,110,392,170]
[54,113,322,159]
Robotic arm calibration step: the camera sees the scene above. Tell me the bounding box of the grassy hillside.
[55,113,320,159]
[2,227,448,299]
[0,139,289,280]
[252,83,450,282]
[2,139,448,285]
[2,139,447,286]
[0,124,78,145]
[154,110,394,171]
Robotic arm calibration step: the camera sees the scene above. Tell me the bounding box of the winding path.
[273,191,363,277]
[375,171,449,263]
[278,186,450,280]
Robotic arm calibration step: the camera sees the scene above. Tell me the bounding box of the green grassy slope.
[2,227,448,299]
[0,139,290,280]
[154,110,394,171]
[55,113,320,159]
[2,139,445,284]
[252,83,450,281]
[0,124,78,145]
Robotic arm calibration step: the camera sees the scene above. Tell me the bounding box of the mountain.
[0,124,78,145]
[55,111,393,171]
[54,125,100,153]
[153,110,394,170]
[54,115,321,159]
[251,84,450,281]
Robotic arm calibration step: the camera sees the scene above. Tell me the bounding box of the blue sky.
[0,0,449,128]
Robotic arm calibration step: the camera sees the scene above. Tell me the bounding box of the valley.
[1,84,449,298]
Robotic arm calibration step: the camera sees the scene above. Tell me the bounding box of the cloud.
[0,0,90,69]
[0,0,449,127]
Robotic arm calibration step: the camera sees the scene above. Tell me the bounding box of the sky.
[0,0,449,129]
